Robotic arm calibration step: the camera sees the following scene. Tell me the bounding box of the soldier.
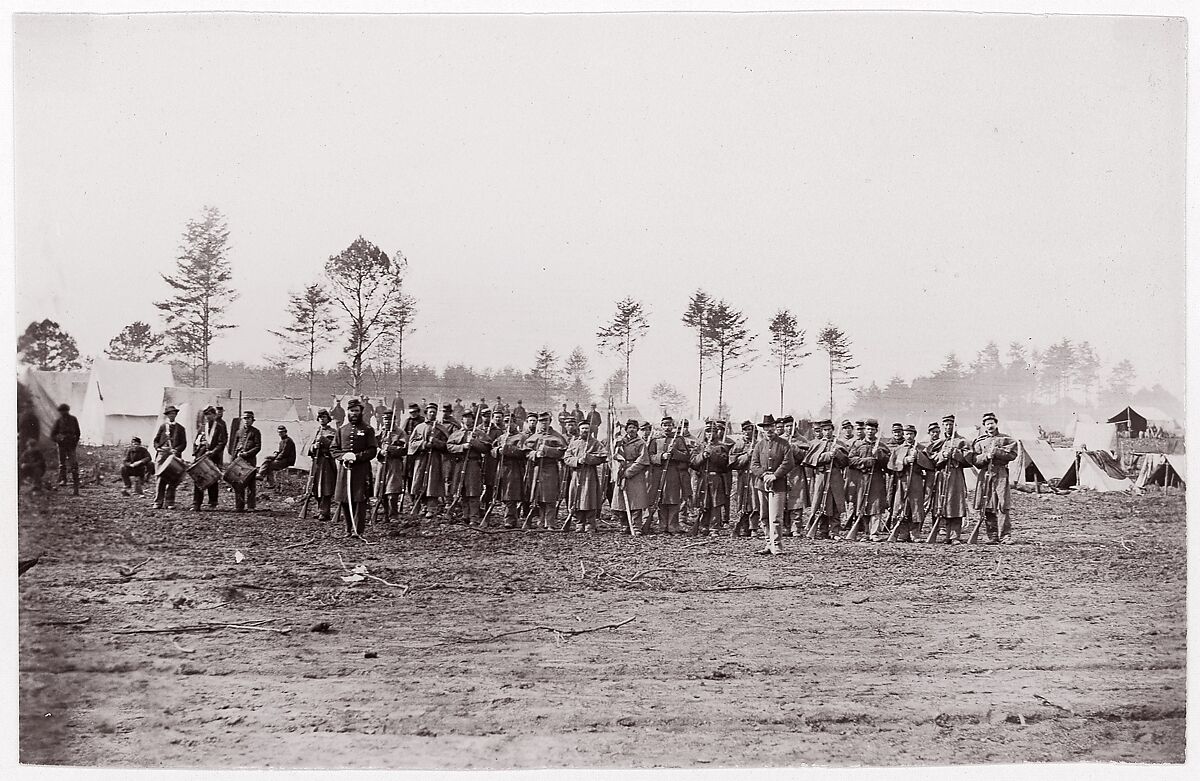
[259,426,297,488]
[490,414,527,528]
[971,412,1018,544]
[564,420,607,533]
[441,403,460,434]
[648,416,690,534]
[408,402,449,519]
[690,420,731,537]
[783,417,810,536]
[923,421,943,518]
[452,398,466,419]
[190,406,227,510]
[50,403,81,495]
[927,414,972,544]
[522,412,568,529]
[728,420,760,537]
[517,413,540,518]
[886,425,935,542]
[512,400,528,429]
[586,403,602,431]
[840,420,863,533]
[612,419,652,535]
[229,410,261,513]
[478,408,502,507]
[750,415,792,555]
[446,410,488,526]
[120,436,153,496]
[307,409,338,521]
[375,409,408,522]
[847,419,891,541]
[330,398,346,426]
[801,419,849,540]
[573,402,585,423]
[558,403,573,433]
[152,405,187,509]
[330,399,378,537]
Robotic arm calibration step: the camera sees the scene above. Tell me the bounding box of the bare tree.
[767,309,810,416]
[269,283,338,402]
[596,297,649,404]
[815,324,858,419]
[155,205,237,386]
[324,238,414,395]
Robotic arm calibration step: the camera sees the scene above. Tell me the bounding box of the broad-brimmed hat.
[163,405,179,415]
[759,414,776,427]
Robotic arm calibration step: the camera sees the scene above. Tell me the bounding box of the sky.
[13,10,1187,419]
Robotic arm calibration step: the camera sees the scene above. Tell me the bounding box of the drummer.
[152,405,188,510]
[191,405,227,511]
[230,410,262,513]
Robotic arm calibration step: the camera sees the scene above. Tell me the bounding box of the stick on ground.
[448,615,636,644]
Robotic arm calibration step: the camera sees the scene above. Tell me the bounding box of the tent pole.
[238,391,243,417]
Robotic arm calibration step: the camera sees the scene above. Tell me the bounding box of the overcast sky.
[13,11,1186,417]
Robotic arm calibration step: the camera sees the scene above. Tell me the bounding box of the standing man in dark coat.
[802,419,849,541]
[190,405,227,511]
[331,398,378,536]
[512,400,528,429]
[230,410,261,513]
[972,412,1019,544]
[152,405,187,509]
[690,420,731,537]
[407,402,449,519]
[563,420,607,533]
[586,403,602,431]
[330,398,346,426]
[308,409,338,521]
[490,414,526,529]
[847,419,891,542]
[51,403,82,495]
[375,409,408,522]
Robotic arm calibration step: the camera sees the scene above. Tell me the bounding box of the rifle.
[968,440,1005,544]
[482,426,507,523]
[844,441,880,542]
[691,428,711,534]
[804,437,835,539]
[446,414,477,517]
[522,433,545,527]
[887,442,922,542]
[371,415,396,524]
[298,460,316,520]
[406,423,431,520]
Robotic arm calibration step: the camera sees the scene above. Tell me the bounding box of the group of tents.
[18,359,321,471]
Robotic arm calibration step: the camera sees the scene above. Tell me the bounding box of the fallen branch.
[1034,694,1074,714]
[281,536,317,550]
[683,540,712,549]
[117,557,152,578]
[172,639,196,654]
[448,615,636,644]
[197,602,230,611]
[114,620,290,636]
[34,616,91,626]
[336,553,410,593]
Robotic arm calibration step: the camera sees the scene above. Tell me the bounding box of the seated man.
[260,425,297,488]
[19,439,47,493]
[121,436,154,496]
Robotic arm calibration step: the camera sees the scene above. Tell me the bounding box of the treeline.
[847,339,1180,432]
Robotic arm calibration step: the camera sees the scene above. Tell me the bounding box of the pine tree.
[596,297,649,404]
[767,309,810,415]
[154,206,237,386]
[681,290,712,418]
[815,324,858,418]
[269,283,339,402]
[105,321,168,363]
[17,319,83,370]
[703,300,756,419]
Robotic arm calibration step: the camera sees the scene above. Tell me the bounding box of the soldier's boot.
[71,465,80,496]
[984,512,1001,544]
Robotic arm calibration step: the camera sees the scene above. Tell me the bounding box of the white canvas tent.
[1072,421,1120,453]
[1134,453,1186,489]
[79,359,175,445]
[1010,439,1076,486]
[1060,450,1132,492]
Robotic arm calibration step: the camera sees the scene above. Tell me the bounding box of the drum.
[154,454,186,483]
[187,455,222,491]
[223,457,257,487]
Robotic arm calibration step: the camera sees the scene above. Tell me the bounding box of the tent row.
[19,359,316,471]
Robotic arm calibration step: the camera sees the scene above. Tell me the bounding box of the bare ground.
[18,458,1185,768]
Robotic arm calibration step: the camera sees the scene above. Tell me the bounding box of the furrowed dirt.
[18,452,1185,768]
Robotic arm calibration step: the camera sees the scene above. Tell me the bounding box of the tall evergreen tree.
[681,289,712,418]
[17,319,83,371]
[154,205,237,386]
[596,297,649,404]
[269,283,339,402]
[815,324,858,418]
[702,300,756,419]
[767,309,810,415]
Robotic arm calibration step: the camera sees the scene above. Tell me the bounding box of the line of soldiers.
[304,399,1019,552]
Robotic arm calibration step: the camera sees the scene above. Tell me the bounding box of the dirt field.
[18,450,1186,769]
